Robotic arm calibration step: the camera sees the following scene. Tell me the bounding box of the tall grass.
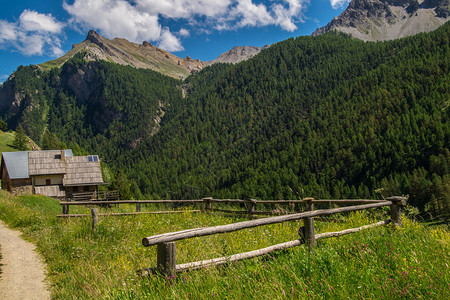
[0,190,448,299]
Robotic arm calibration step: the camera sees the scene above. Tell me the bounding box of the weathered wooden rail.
[139,196,406,276]
[58,197,386,218]
[58,199,204,217]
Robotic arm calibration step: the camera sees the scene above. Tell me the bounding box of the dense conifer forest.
[1,23,448,218]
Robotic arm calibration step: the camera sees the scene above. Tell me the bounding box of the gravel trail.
[0,220,50,300]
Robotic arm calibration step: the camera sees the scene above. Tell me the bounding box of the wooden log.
[254,200,303,204]
[176,239,303,272]
[386,196,407,206]
[254,199,383,204]
[56,210,201,218]
[59,200,204,206]
[91,208,98,229]
[174,220,391,273]
[209,199,248,203]
[62,205,69,215]
[157,242,176,277]
[137,200,203,204]
[315,220,391,240]
[203,197,212,212]
[388,196,406,227]
[303,198,316,248]
[312,199,386,204]
[246,199,256,215]
[136,202,141,213]
[142,201,392,246]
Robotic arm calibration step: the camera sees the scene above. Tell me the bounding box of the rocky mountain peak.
[206,45,271,65]
[313,0,450,41]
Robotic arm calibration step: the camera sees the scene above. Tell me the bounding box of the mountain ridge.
[206,45,271,65]
[40,30,205,79]
[313,0,450,41]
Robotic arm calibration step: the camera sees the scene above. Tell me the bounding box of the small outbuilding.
[1,149,105,198]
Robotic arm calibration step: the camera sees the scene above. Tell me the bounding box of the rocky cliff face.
[313,0,450,41]
[41,31,205,79]
[206,45,271,65]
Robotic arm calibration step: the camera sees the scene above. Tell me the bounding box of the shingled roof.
[28,150,70,176]
[63,155,104,186]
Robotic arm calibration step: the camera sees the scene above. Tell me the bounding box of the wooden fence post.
[203,197,212,212]
[157,242,176,277]
[62,205,69,215]
[246,199,256,218]
[388,196,407,227]
[91,208,98,229]
[303,198,316,249]
[136,202,141,213]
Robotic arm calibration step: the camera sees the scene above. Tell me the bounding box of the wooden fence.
[58,199,204,217]
[138,196,406,276]
[58,197,384,218]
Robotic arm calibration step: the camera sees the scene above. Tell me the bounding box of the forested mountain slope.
[0,23,448,218]
[0,53,182,163]
[126,24,449,216]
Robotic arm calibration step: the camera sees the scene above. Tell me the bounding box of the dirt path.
[0,220,50,300]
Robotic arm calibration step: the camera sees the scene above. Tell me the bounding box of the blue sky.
[0,0,350,83]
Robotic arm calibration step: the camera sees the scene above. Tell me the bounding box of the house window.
[88,155,99,162]
[46,179,51,185]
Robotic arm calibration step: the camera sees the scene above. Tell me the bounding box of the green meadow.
[0,131,16,153]
[0,191,448,299]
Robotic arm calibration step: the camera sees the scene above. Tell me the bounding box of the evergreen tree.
[0,119,7,131]
[111,170,132,200]
[13,124,28,151]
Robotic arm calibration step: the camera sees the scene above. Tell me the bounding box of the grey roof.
[63,156,104,186]
[1,151,29,179]
[1,150,74,180]
[28,150,67,176]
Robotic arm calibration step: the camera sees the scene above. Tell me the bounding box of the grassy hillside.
[0,131,16,153]
[0,130,41,154]
[0,190,448,299]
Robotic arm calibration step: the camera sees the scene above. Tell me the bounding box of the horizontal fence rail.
[140,219,392,274]
[138,196,406,276]
[142,201,393,246]
[59,197,393,217]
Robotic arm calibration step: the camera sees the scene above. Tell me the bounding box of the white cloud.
[64,0,310,52]
[137,0,231,18]
[178,28,190,37]
[158,28,184,52]
[0,10,65,57]
[19,10,64,34]
[0,74,8,85]
[232,0,275,28]
[64,0,161,42]
[330,0,350,9]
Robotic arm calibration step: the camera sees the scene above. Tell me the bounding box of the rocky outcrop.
[206,45,271,65]
[41,31,205,79]
[313,0,450,41]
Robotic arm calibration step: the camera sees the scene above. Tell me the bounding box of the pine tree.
[0,120,7,131]
[13,124,28,151]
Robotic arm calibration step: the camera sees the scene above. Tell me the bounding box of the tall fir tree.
[13,124,28,151]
